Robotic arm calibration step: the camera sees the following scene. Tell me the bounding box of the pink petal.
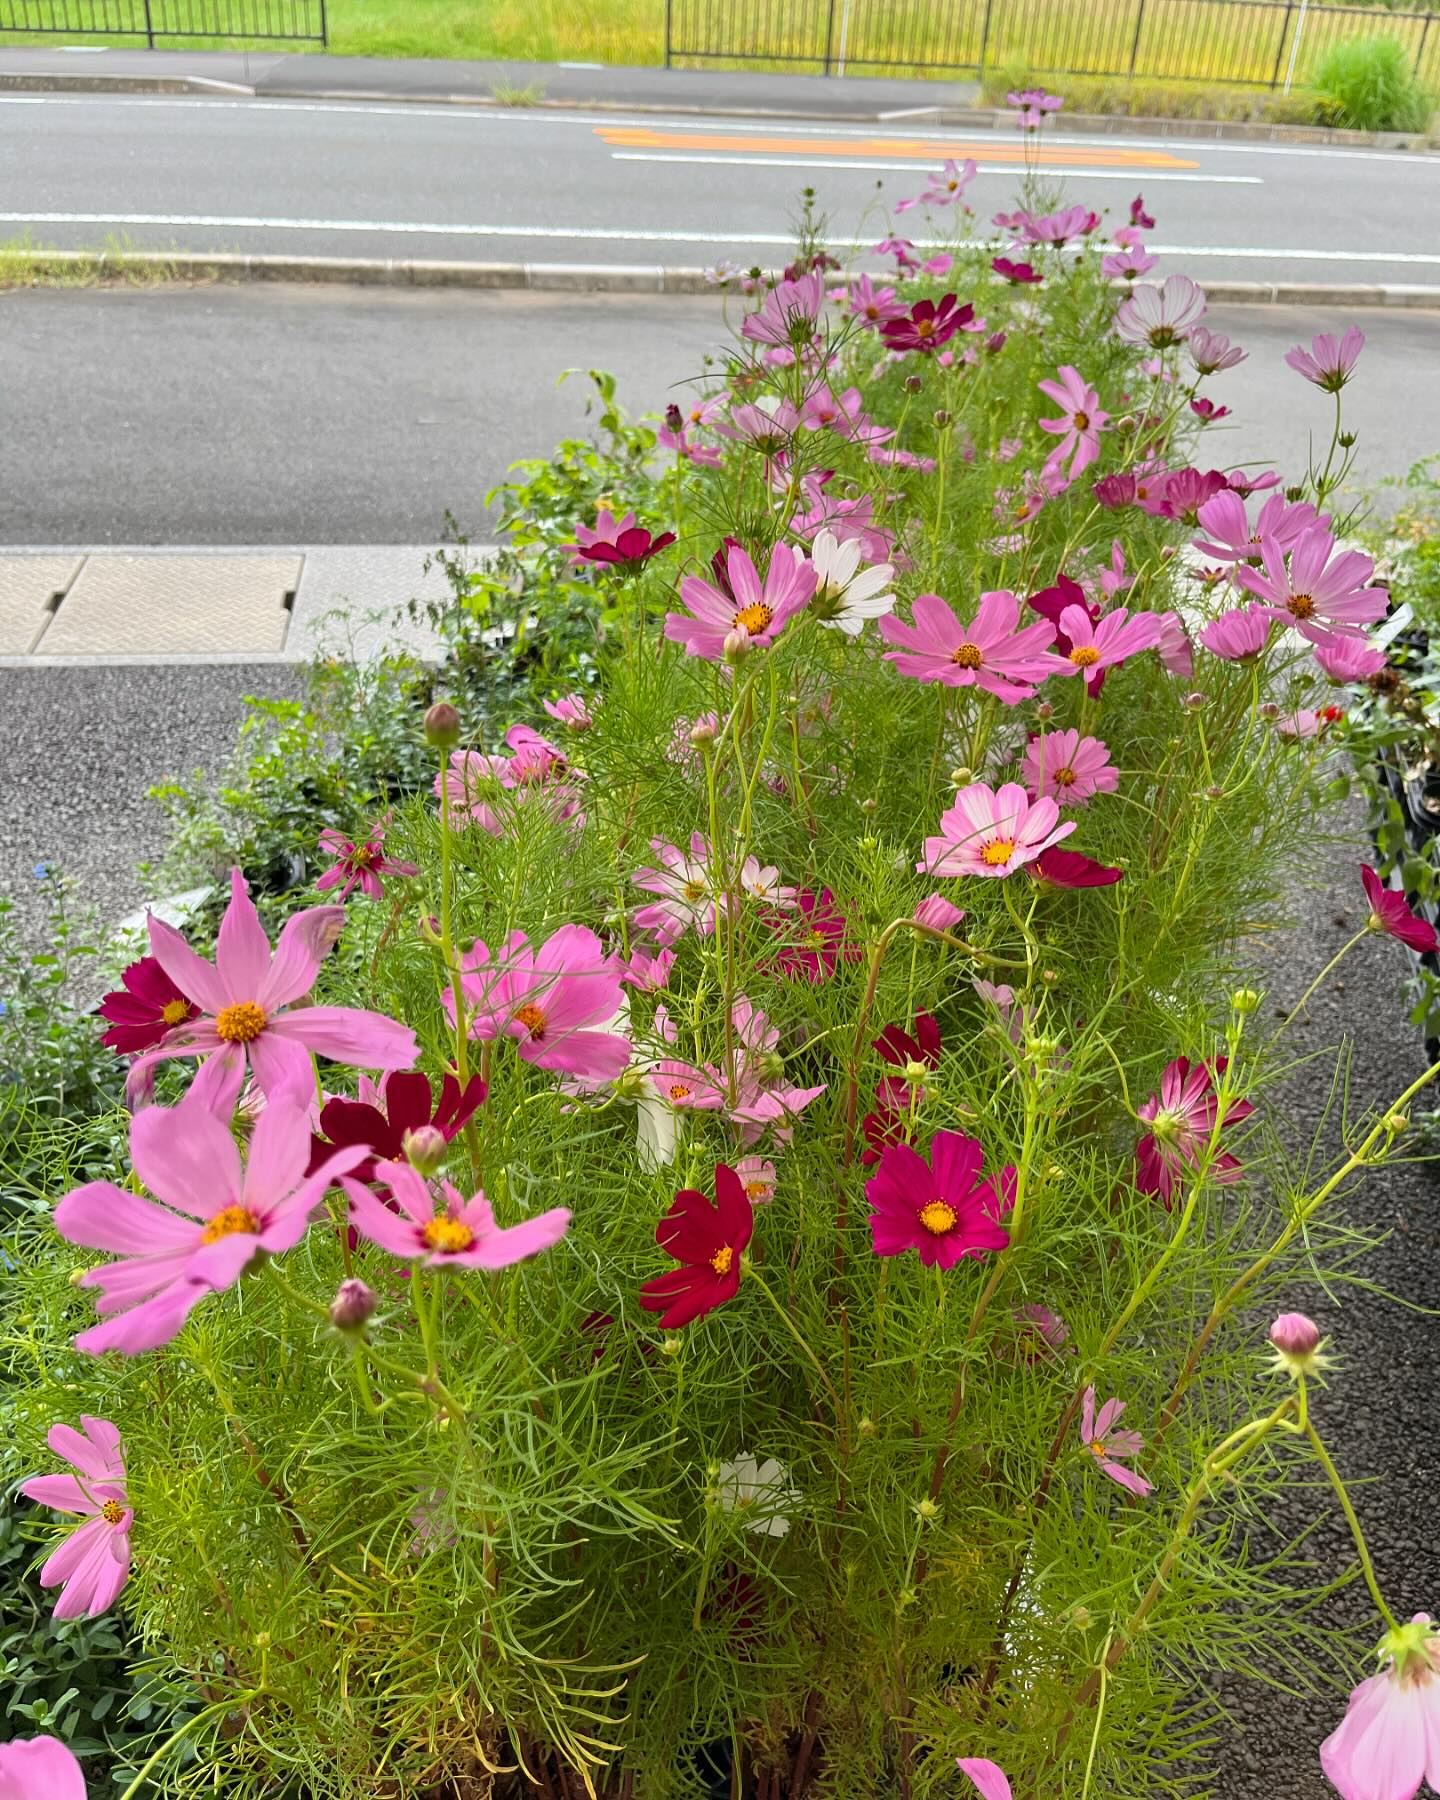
[186,1041,248,1116]
[74,1280,208,1356]
[343,1180,425,1257]
[1101,1459,1153,1497]
[268,1005,418,1073]
[0,1737,88,1800]
[956,1759,1014,1800]
[214,868,273,1003]
[246,1027,317,1104]
[145,910,229,1016]
[239,1101,312,1214]
[20,1474,98,1513]
[53,1182,196,1256]
[259,905,346,1011]
[131,1092,241,1219]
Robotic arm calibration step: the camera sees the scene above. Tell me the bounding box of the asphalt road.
[2,93,1440,285]
[2,289,1434,545]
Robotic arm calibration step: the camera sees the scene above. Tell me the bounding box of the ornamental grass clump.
[7,131,1431,1800]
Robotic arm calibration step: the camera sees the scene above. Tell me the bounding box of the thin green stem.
[1305,1408,1399,1631]
[118,1689,266,1800]
[746,1265,842,1418]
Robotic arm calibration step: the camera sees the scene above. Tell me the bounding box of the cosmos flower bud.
[950,765,974,786]
[915,1498,940,1522]
[330,1278,378,1332]
[1184,691,1208,711]
[1268,1312,1327,1377]
[904,374,924,394]
[903,1058,929,1085]
[723,629,752,665]
[933,409,951,427]
[661,1333,684,1356]
[689,718,717,748]
[403,1125,447,1176]
[1258,701,1279,720]
[424,701,461,748]
[1231,987,1260,1014]
[861,796,878,813]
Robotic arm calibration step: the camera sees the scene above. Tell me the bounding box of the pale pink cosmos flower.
[957,1757,1013,1799]
[665,541,817,663]
[1037,365,1110,482]
[1155,612,1194,677]
[913,893,965,930]
[879,591,1065,702]
[1023,204,1099,247]
[895,156,978,211]
[634,832,730,944]
[1193,490,1322,565]
[127,868,417,1113]
[1285,325,1364,392]
[1275,706,1341,739]
[1200,604,1273,661]
[1079,1387,1153,1496]
[799,384,889,445]
[1236,523,1388,646]
[1022,730,1118,806]
[20,1418,131,1619]
[316,826,418,903]
[55,1087,365,1355]
[921,782,1075,880]
[1316,635,1388,681]
[1115,275,1207,348]
[741,269,826,350]
[727,995,826,1143]
[543,693,594,731]
[846,273,906,328]
[739,856,798,909]
[1102,245,1157,281]
[0,1737,87,1799]
[714,395,803,456]
[1321,1613,1440,1800]
[454,925,631,1085]
[790,475,895,564]
[734,1154,779,1204]
[651,1056,727,1112]
[1095,540,1134,601]
[1056,604,1164,693]
[342,1163,568,1270]
[1188,326,1246,374]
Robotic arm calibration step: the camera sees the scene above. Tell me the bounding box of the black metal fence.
[0,0,325,45]
[665,0,1438,88]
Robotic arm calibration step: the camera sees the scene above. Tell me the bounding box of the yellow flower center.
[101,1500,126,1526]
[733,602,773,636]
[916,318,935,337]
[200,1204,260,1244]
[745,1180,774,1202]
[161,998,192,1027]
[951,643,983,669]
[512,1002,547,1039]
[668,1083,693,1102]
[682,879,707,901]
[1088,1439,1108,1459]
[1073,410,1090,431]
[710,1245,734,1276]
[1288,593,1315,619]
[1069,646,1101,667]
[918,1200,957,1235]
[214,1001,266,1044]
[981,839,1016,867]
[1053,765,1077,786]
[423,1214,475,1254]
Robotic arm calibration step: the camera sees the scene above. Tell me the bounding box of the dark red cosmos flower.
[638,1164,754,1328]
[880,294,974,355]
[1190,397,1231,423]
[992,256,1042,285]
[1093,472,1138,510]
[1028,572,1098,654]
[873,1012,942,1113]
[707,533,747,601]
[1361,863,1439,953]
[310,1069,487,1183]
[97,955,195,1054]
[1028,847,1124,889]
[766,888,860,982]
[1129,194,1156,229]
[1154,467,1229,526]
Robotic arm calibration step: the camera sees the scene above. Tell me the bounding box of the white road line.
[610,150,1263,182]
[3,211,1438,263]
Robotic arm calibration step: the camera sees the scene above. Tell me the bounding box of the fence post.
[821,0,836,74]
[977,0,995,75]
[142,0,153,47]
[1281,0,1309,92]
[663,0,672,67]
[1127,0,1146,74]
[317,0,326,44]
[1415,13,1431,79]
[1268,0,1293,87]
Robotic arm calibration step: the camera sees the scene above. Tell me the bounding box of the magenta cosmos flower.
[543,692,593,731]
[1199,605,1273,662]
[1236,523,1388,646]
[1115,274,1206,349]
[1037,365,1110,482]
[992,256,1042,285]
[1362,864,1439,953]
[0,1737,87,1800]
[665,541,816,663]
[1057,603,1163,693]
[1028,846,1123,889]
[19,1417,131,1619]
[957,1758,1013,1799]
[1022,729,1118,806]
[879,590,1065,702]
[316,825,418,903]
[1321,1614,1440,1800]
[866,1132,1011,1269]
[741,269,825,348]
[341,1164,569,1269]
[454,924,630,1085]
[1136,1054,1253,1203]
[127,869,417,1113]
[880,294,973,355]
[922,782,1075,880]
[569,509,676,569]
[98,955,196,1054]
[1285,325,1364,393]
[55,1087,365,1355]
[1079,1387,1152,1496]
[764,887,857,981]
[639,1164,754,1328]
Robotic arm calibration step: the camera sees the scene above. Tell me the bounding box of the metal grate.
[0,0,326,45]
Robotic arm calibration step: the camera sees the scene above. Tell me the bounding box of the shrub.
[1311,33,1434,132]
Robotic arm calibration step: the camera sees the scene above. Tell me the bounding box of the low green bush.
[1310,33,1434,131]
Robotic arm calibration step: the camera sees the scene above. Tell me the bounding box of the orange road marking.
[595,125,1197,168]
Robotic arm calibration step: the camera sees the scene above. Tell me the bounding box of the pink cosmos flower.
[665,541,817,663]
[651,1056,727,1113]
[454,924,631,1084]
[1200,605,1273,661]
[1022,730,1118,806]
[1321,1613,1440,1800]
[1316,636,1387,681]
[437,725,582,835]
[623,946,675,992]
[1155,611,1194,677]
[1079,1387,1153,1496]
[1023,205,1099,247]
[734,1155,778,1205]
[992,256,1042,285]
[55,1087,366,1355]
[1155,466,1229,526]
[738,856,798,909]
[764,887,856,982]
[1115,275,1207,348]
[880,295,974,355]
[727,995,825,1142]
[658,419,724,468]
[873,1011,942,1115]
[1285,325,1364,392]
[341,1164,568,1269]
[19,1418,131,1619]
[569,509,676,569]
[847,274,906,327]
[741,269,826,349]
[1236,523,1388,646]
[957,1758,1013,1799]
[1136,1054,1253,1203]
[633,832,728,944]
[1056,603,1164,693]
[1028,847,1123,888]
[895,157,977,211]
[1006,86,1063,129]
[866,1131,1011,1269]
[543,693,594,731]
[791,475,894,563]
[1038,365,1110,481]
[0,1737,87,1799]
[1015,1303,1070,1360]
[1093,472,1137,510]
[316,826,418,903]
[1103,245,1157,281]
[715,397,803,456]
[874,234,921,271]
[1130,193,1156,227]
[921,782,1075,880]
[914,892,965,930]
[1275,706,1343,739]
[1193,490,1322,565]
[127,869,417,1113]
[879,590,1065,702]
[1362,864,1439,953]
[98,955,196,1054]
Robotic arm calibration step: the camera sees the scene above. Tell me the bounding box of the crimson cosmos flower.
[1361,864,1439,952]
[1027,847,1124,888]
[765,888,859,981]
[310,1069,488,1183]
[97,955,195,1054]
[991,256,1042,285]
[571,509,676,570]
[638,1164,754,1328]
[861,1013,944,1167]
[880,295,974,355]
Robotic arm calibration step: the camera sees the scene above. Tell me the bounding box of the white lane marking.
[610,150,1263,182]
[0,93,1437,166]
[3,211,1439,265]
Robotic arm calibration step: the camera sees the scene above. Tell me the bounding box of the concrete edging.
[6,249,1440,308]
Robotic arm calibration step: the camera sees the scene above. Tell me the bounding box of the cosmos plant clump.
[7,94,1437,1800]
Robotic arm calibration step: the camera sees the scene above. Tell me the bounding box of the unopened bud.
[689,718,716,747]
[1206,783,1224,800]
[858,1415,876,1437]
[861,796,878,814]
[915,1498,940,1521]
[1184,691,1208,711]
[722,629,752,665]
[1258,701,1279,720]
[424,701,461,748]
[661,1333,684,1356]
[932,409,951,427]
[1231,987,1260,1014]
[1383,1111,1409,1135]
[1268,1311,1328,1378]
[1034,701,1054,721]
[859,834,879,851]
[1338,431,1357,449]
[330,1278,378,1332]
[903,1058,929,1086]
[403,1125,447,1175]
[904,374,923,394]
[950,765,974,787]
[1285,484,1306,503]
[664,403,683,432]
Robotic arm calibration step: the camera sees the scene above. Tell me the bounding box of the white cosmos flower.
[715,1454,801,1537]
[806,528,897,637]
[1113,274,1207,349]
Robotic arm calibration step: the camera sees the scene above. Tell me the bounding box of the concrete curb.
[5,249,1440,308]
